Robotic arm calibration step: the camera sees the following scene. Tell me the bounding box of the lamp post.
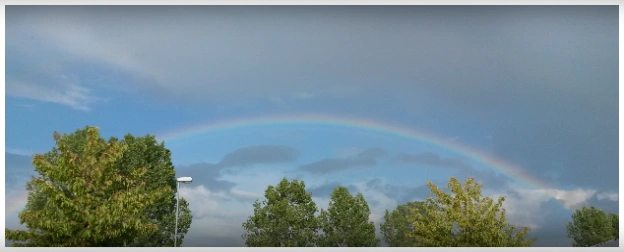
[175,176,192,247]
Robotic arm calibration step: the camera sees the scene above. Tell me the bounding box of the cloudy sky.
[4,5,619,247]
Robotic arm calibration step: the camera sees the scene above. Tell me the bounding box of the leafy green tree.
[318,186,379,247]
[242,178,320,247]
[380,201,428,246]
[5,127,192,246]
[5,127,170,246]
[609,213,618,240]
[566,206,614,247]
[110,133,192,246]
[407,177,535,247]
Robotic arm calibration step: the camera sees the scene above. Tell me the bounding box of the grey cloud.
[5,5,617,223]
[364,175,510,209]
[6,5,617,194]
[176,162,236,192]
[491,114,618,192]
[357,147,386,159]
[366,178,432,206]
[228,191,262,203]
[529,196,618,247]
[307,182,358,199]
[218,145,299,168]
[456,169,513,192]
[5,152,34,169]
[368,199,382,208]
[299,148,383,174]
[177,145,300,191]
[300,158,376,174]
[396,152,472,170]
[528,200,575,247]
[363,178,583,247]
[7,6,615,107]
[584,195,619,215]
[181,162,222,178]
[396,152,513,191]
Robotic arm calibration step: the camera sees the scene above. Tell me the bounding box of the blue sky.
[4,5,619,247]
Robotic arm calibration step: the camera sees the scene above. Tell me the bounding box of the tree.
[380,201,428,246]
[5,127,192,246]
[406,177,535,247]
[110,133,192,246]
[318,186,379,247]
[609,213,618,241]
[566,206,614,247]
[242,178,320,247]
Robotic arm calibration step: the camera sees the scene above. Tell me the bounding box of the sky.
[3,5,620,247]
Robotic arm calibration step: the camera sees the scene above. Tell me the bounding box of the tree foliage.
[110,133,192,246]
[609,213,618,241]
[318,186,379,247]
[10,125,609,247]
[406,177,535,247]
[242,178,320,247]
[566,206,615,247]
[380,201,429,246]
[5,127,192,247]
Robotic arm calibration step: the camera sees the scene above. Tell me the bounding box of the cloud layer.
[299,148,385,174]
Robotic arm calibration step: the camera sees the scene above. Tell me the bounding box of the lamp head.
[176,177,193,183]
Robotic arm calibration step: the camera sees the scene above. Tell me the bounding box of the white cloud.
[489,190,548,229]
[179,174,318,246]
[542,188,597,209]
[230,189,263,202]
[5,172,602,246]
[5,77,100,111]
[177,184,256,246]
[177,186,217,216]
[486,186,597,230]
[596,192,618,202]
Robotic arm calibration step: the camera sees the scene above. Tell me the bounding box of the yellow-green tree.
[406,177,535,247]
[5,127,188,246]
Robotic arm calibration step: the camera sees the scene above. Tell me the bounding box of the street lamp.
[175,177,192,247]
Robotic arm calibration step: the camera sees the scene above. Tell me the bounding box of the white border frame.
[1,1,621,251]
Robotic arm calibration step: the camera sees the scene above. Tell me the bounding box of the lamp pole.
[175,182,180,247]
[175,177,192,247]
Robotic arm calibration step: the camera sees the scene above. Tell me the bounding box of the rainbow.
[4,113,563,217]
[5,188,29,218]
[156,113,554,192]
